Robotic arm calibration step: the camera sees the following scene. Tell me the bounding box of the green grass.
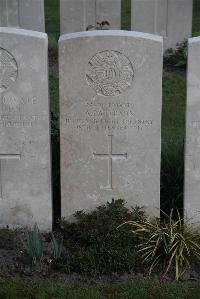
[193,0,200,36]
[49,73,59,119]
[1,279,200,299]
[161,74,186,211]
[45,0,60,61]
[45,0,60,40]
[121,0,131,30]
[162,74,186,141]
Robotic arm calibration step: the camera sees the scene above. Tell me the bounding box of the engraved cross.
[0,154,21,200]
[93,135,127,190]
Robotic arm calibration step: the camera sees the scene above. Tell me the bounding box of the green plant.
[123,210,200,280]
[59,199,145,276]
[51,233,63,260]
[25,224,44,266]
[163,41,187,69]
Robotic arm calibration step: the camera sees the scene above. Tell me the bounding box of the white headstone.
[131,0,193,49]
[60,0,121,34]
[0,0,45,32]
[59,30,163,219]
[184,36,200,224]
[0,28,52,230]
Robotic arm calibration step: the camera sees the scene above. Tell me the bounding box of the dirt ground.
[0,228,199,284]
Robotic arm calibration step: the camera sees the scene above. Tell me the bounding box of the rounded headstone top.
[59,30,163,43]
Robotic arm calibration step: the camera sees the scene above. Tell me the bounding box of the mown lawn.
[1,279,200,299]
[162,74,186,141]
[121,0,131,30]
[45,0,60,41]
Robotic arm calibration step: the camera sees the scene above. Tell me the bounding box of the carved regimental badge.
[0,48,18,93]
[86,50,134,96]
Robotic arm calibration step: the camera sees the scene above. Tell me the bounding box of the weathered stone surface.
[184,37,200,224]
[0,28,52,230]
[95,0,121,30]
[0,0,45,32]
[59,30,163,219]
[60,0,121,34]
[131,0,193,49]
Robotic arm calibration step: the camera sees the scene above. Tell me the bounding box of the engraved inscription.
[0,114,46,128]
[0,94,45,128]
[0,93,38,113]
[0,48,18,93]
[93,135,127,189]
[86,50,134,96]
[190,121,200,129]
[64,100,154,132]
[186,121,200,148]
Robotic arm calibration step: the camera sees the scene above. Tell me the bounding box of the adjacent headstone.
[0,28,52,230]
[0,0,45,32]
[60,0,121,34]
[131,0,193,49]
[59,30,163,219]
[184,36,200,224]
